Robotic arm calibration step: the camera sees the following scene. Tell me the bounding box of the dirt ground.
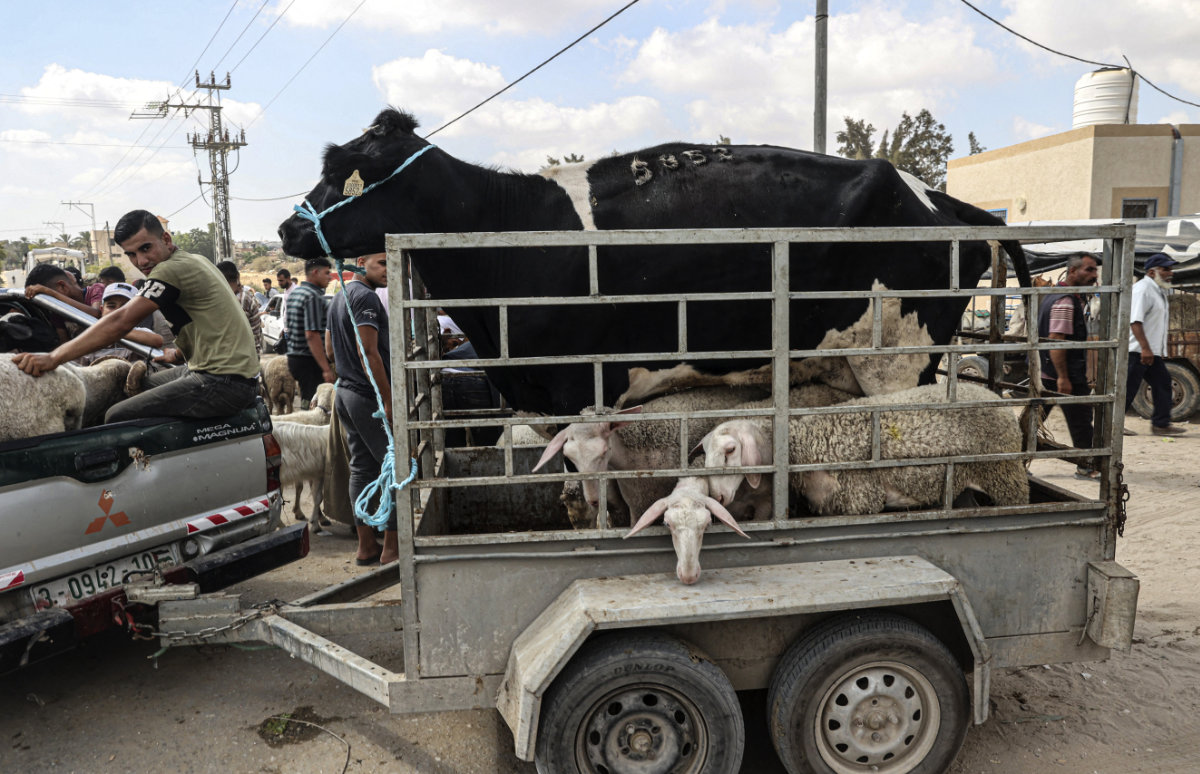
[3,411,1199,774]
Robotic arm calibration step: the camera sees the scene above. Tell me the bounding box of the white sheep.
[624,460,748,585]
[262,355,297,415]
[0,359,86,442]
[279,381,335,425]
[701,382,1029,516]
[271,421,329,531]
[73,358,134,427]
[533,386,772,518]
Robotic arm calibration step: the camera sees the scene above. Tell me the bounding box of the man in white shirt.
[1126,253,1186,436]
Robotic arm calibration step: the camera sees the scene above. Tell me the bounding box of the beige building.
[947,123,1200,222]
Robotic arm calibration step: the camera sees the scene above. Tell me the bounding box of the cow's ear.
[374,108,420,136]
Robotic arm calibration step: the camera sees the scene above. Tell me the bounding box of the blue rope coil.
[292,144,436,529]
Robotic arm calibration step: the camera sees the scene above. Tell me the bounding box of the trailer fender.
[495,555,991,762]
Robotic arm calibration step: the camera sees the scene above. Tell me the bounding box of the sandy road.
[3,413,1198,774]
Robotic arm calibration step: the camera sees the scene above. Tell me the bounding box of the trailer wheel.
[766,613,968,774]
[535,630,744,774]
[1130,361,1200,422]
[955,356,989,381]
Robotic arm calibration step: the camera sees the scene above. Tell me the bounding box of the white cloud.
[620,5,998,148]
[1002,0,1200,91]
[372,50,507,121]
[1012,116,1058,142]
[276,0,621,36]
[371,49,671,170]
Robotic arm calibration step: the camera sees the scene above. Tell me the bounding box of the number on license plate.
[31,546,180,609]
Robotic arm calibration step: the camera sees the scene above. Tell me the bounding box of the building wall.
[947,124,1200,221]
[947,127,1097,221]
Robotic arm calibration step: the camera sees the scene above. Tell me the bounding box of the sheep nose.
[679,570,700,585]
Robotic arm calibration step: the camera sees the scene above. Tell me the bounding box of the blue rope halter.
[291,143,436,528]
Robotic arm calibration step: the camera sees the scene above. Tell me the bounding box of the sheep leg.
[292,481,307,522]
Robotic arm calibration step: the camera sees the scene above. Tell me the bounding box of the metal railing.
[384,224,1134,541]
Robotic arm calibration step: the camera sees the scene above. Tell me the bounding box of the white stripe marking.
[896,169,938,213]
[539,161,598,230]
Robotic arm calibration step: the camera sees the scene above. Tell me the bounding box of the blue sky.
[2,0,1196,242]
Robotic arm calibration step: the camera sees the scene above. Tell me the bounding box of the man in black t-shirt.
[326,252,398,565]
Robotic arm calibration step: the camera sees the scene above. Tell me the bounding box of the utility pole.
[132,71,247,263]
[814,0,828,155]
[62,200,98,264]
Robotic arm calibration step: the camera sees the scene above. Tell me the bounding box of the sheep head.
[624,479,748,585]
[532,407,640,507]
[698,420,770,506]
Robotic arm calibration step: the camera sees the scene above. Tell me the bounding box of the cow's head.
[278,108,433,259]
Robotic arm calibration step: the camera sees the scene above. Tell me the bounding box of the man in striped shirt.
[284,257,335,404]
[1037,252,1099,479]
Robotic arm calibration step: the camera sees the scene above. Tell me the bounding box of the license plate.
[30,545,180,609]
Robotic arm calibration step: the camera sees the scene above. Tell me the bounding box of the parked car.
[261,293,286,352]
[0,289,308,673]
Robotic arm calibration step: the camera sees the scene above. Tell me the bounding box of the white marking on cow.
[631,158,652,186]
[659,154,679,170]
[539,161,598,230]
[712,147,733,161]
[682,150,706,166]
[813,280,933,396]
[896,169,937,213]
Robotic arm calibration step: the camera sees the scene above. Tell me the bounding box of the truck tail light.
[263,432,282,492]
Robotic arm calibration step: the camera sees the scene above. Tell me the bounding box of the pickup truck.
[0,288,309,673]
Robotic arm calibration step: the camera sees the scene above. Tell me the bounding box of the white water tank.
[1072,68,1139,128]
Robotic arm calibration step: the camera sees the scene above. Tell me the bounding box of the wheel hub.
[815,662,941,773]
[579,685,705,774]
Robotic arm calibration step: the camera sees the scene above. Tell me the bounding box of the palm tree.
[33,238,49,249]
[73,231,92,252]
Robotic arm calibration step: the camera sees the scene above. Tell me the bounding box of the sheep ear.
[610,404,642,431]
[625,499,668,538]
[740,428,761,488]
[532,428,570,472]
[691,430,712,458]
[704,496,749,538]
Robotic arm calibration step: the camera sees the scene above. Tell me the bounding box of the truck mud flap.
[0,607,74,674]
[186,522,309,593]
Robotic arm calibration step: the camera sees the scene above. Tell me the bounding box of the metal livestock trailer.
[154,224,1140,774]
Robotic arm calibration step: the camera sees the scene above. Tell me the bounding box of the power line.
[211,0,271,73]
[230,0,297,77]
[958,0,1200,110]
[231,191,308,201]
[165,193,205,219]
[176,0,241,86]
[426,0,643,137]
[0,138,185,148]
[245,0,367,129]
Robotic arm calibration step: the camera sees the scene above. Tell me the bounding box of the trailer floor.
[2,411,1198,774]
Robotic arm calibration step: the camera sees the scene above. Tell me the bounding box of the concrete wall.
[947,124,1200,221]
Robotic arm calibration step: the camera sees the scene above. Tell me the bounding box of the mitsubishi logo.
[85,490,131,534]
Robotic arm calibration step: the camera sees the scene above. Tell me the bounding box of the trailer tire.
[955,356,989,381]
[766,612,969,774]
[535,630,744,774]
[1130,361,1200,422]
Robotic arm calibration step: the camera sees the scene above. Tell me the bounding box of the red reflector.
[263,432,282,492]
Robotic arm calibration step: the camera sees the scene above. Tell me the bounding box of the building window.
[1121,198,1157,219]
[988,208,1008,222]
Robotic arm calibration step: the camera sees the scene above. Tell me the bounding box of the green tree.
[173,224,216,260]
[73,231,92,252]
[836,117,877,160]
[32,238,48,249]
[836,109,955,190]
[56,233,72,247]
[968,132,987,155]
[545,153,586,166]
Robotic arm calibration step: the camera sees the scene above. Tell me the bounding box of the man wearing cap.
[77,282,165,365]
[1126,253,1186,436]
[11,209,259,423]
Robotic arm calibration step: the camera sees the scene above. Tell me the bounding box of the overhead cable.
[958,0,1200,109]
[426,0,643,137]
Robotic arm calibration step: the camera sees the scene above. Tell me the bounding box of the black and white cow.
[278,108,1028,416]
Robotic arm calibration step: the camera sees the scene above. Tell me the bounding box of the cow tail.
[932,191,1032,287]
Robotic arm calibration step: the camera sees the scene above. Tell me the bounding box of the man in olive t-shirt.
[11,209,260,422]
